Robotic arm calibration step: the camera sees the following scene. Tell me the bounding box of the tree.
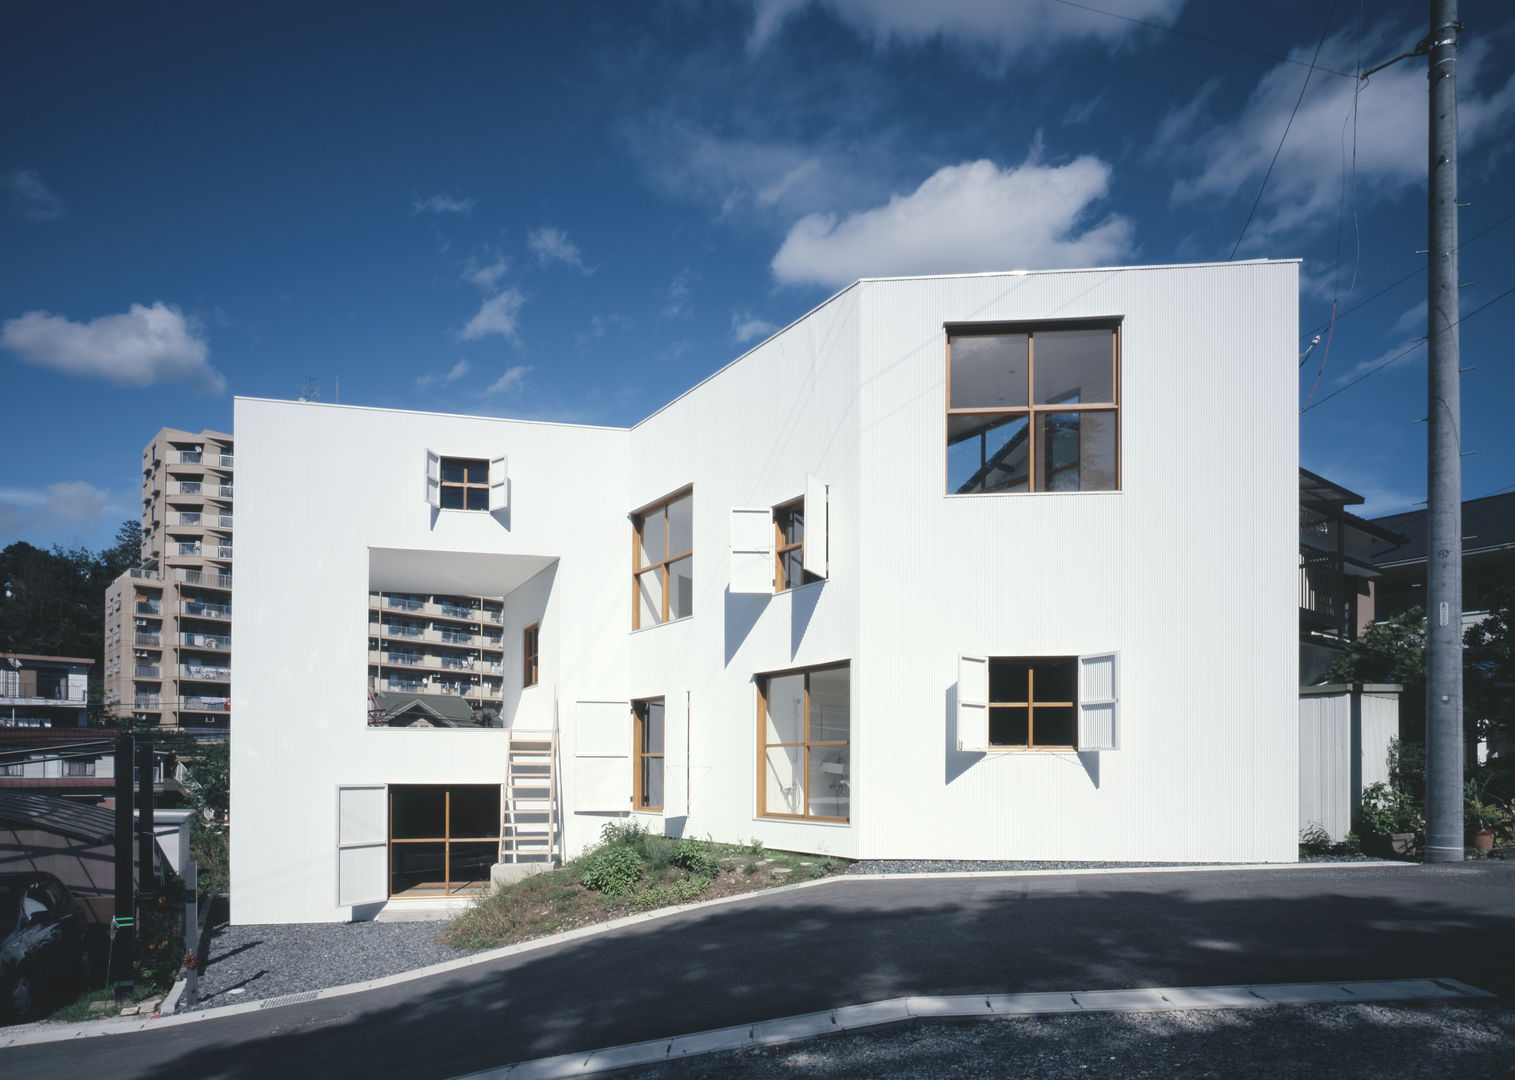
[1464,587,1515,759]
[102,519,142,580]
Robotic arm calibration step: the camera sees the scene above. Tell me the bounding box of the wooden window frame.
[631,486,693,630]
[522,622,539,687]
[388,784,500,898]
[773,497,822,592]
[986,656,1077,751]
[632,697,665,812]
[755,661,849,823]
[945,320,1121,494]
[439,456,491,511]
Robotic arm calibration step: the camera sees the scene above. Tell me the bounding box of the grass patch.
[42,983,162,1025]
[442,829,849,951]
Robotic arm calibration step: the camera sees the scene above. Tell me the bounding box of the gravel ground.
[618,1002,1515,1079]
[847,855,1393,874]
[188,919,463,1010]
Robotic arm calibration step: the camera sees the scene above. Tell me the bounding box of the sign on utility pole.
[1424,0,1463,862]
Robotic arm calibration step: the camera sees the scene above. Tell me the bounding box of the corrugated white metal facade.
[232,260,1299,924]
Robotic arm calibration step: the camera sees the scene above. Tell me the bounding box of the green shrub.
[671,839,720,878]
[1360,781,1423,836]
[135,871,188,990]
[578,846,641,896]
[1298,821,1333,857]
[642,835,677,873]
[627,877,712,910]
[599,820,650,849]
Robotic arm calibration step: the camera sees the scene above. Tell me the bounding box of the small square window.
[440,457,490,511]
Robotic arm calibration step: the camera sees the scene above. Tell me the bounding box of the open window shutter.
[729,507,775,594]
[957,654,989,751]
[574,700,631,812]
[1077,652,1118,751]
[425,449,441,508]
[489,454,508,512]
[336,785,388,906]
[803,474,828,579]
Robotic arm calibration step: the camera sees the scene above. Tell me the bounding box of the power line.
[1230,0,1342,261]
[1299,208,1515,343]
[1301,284,1515,414]
[1048,0,1357,78]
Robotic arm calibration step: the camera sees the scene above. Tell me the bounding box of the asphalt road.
[4,863,1511,1080]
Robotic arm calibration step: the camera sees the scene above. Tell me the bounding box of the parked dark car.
[1,872,89,1020]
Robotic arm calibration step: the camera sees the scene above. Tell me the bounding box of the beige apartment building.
[367,590,508,725]
[103,427,234,730]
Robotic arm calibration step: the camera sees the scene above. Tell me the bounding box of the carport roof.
[0,790,115,844]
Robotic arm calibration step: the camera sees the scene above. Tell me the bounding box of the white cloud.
[1173,29,1515,247]
[416,359,472,390]
[771,155,1134,288]
[460,290,525,341]
[662,271,693,321]
[0,481,113,538]
[527,226,587,271]
[732,312,777,345]
[1389,300,1428,338]
[748,0,1185,60]
[0,302,224,392]
[412,193,476,216]
[462,253,508,291]
[4,169,65,221]
[485,365,532,397]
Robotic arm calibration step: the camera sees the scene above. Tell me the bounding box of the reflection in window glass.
[764,674,805,744]
[950,334,1028,408]
[1032,329,1114,405]
[635,698,665,811]
[666,494,693,555]
[947,414,1029,494]
[633,489,694,628]
[758,664,849,821]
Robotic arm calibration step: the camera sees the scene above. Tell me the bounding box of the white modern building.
[232,260,1299,924]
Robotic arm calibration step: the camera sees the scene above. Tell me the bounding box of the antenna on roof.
[297,377,321,403]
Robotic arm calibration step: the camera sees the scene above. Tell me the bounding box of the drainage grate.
[258,990,321,1009]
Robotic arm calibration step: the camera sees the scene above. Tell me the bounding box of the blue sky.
[3,0,1513,553]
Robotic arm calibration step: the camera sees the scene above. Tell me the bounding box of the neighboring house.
[103,427,234,732]
[0,725,174,804]
[1370,491,1515,627]
[0,653,92,728]
[1297,471,1406,684]
[232,259,1300,925]
[371,691,502,728]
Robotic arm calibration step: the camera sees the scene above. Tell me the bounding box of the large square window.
[633,488,693,628]
[946,322,1120,494]
[757,663,849,822]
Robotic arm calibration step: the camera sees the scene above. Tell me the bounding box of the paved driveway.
[3,863,1511,1080]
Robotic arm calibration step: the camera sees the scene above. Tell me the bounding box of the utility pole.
[1424,0,1463,863]
[112,733,135,1003]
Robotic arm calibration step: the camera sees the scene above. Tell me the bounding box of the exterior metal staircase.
[499,723,558,867]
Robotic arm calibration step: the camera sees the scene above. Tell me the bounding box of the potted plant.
[1360,781,1422,858]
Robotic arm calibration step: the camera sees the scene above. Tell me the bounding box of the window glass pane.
[808,667,850,743]
[642,756,664,808]
[465,487,489,511]
[1033,659,1077,703]
[779,548,804,590]
[807,746,849,819]
[641,700,665,753]
[637,512,665,568]
[1034,411,1116,492]
[440,487,465,510]
[668,557,694,619]
[463,460,489,483]
[764,674,805,744]
[391,842,445,895]
[449,786,501,838]
[779,505,804,546]
[441,460,465,483]
[636,568,664,626]
[1033,329,1114,405]
[764,745,805,815]
[1033,706,1077,746]
[666,494,693,555]
[448,843,497,894]
[947,413,1029,494]
[989,706,1029,746]
[391,785,446,838]
[989,660,1030,703]
[950,334,1028,408]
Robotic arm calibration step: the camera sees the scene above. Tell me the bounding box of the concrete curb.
[454,978,1497,1079]
[0,860,1413,1048]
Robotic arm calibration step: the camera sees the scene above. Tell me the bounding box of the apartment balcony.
[214,544,234,559]
[181,664,231,682]
[178,450,203,464]
[134,665,160,679]
[175,542,203,557]
[134,600,162,617]
[214,484,234,498]
[181,631,231,650]
[219,453,235,468]
[216,514,233,529]
[382,653,422,667]
[173,481,203,495]
[134,632,161,647]
[182,600,232,620]
[182,696,230,712]
[380,622,424,640]
[173,567,232,589]
[384,678,425,694]
[126,568,162,583]
[385,595,425,613]
[134,696,161,710]
[176,512,204,526]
